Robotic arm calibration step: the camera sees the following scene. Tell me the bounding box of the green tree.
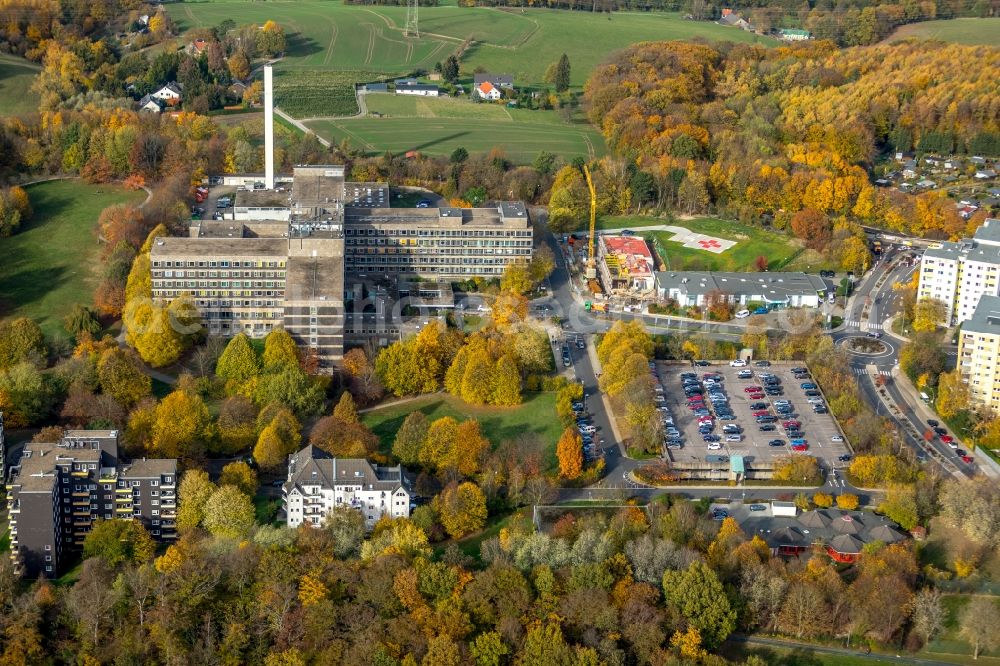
[249,365,325,417]
[219,461,258,496]
[442,55,459,83]
[471,631,510,666]
[96,347,151,408]
[450,147,468,164]
[878,483,919,530]
[435,482,487,538]
[262,327,299,371]
[662,561,737,649]
[393,411,429,465]
[0,361,54,427]
[177,469,217,532]
[215,333,260,390]
[0,317,47,370]
[82,519,155,568]
[422,635,461,666]
[554,53,571,92]
[63,305,102,341]
[517,623,573,665]
[203,485,256,539]
[332,391,359,424]
[216,396,258,455]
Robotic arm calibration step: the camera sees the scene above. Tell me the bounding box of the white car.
[707,442,723,450]
[725,434,743,442]
[831,435,844,442]
[729,359,747,367]
[579,425,596,434]
[735,310,750,319]
[807,397,825,405]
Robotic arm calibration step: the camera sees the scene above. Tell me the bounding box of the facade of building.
[343,201,532,278]
[475,81,502,101]
[654,271,826,308]
[598,235,656,293]
[282,446,411,529]
[6,430,176,577]
[917,219,1000,325]
[395,82,439,96]
[150,166,531,368]
[151,82,182,102]
[957,294,1000,409]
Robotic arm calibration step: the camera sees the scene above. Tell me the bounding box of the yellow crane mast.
[583,165,597,280]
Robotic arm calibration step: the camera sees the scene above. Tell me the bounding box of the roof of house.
[120,458,176,478]
[396,83,438,92]
[779,28,811,36]
[138,94,162,109]
[973,218,1000,246]
[719,13,745,25]
[156,82,183,96]
[655,271,827,301]
[284,446,409,494]
[602,236,655,279]
[829,533,865,555]
[190,38,208,53]
[743,509,907,554]
[477,81,497,94]
[474,73,513,86]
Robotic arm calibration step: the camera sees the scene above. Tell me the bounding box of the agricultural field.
[0,53,40,117]
[362,391,563,470]
[0,180,146,339]
[169,1,775,89]
[307,113,604,163]
[601,215,810,273]
[272,69,384,117]
[887,17,1000,45]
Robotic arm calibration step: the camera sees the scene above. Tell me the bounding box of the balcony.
[115,506,132,513]
[115,495,132,502]
[115,487,132,494]
[70,471,89,477]
[72,511,93,517]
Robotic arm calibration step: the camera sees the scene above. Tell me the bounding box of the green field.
[888,17,1000,45]
[362,391,562,469]
[597,216,808,272]
[0,180,146,339]
[308,95,604,162]
[169,2,774,89]
[0,53,40,117]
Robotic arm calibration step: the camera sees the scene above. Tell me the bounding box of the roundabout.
[837,334,896,359]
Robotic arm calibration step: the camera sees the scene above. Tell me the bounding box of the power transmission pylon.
[404,0,419,38]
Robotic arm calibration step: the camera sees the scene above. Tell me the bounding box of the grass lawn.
[887,17,1000,45]
[0,526,8,553]
[254,492,283,526]
[0,53,40,117]
[920,594,1000,662]
[362,391,563,470]
[599,216,808,272]
[169,2,774,89]
[0,180,146,339]
[720,643,914,666]
[308,112,604,164]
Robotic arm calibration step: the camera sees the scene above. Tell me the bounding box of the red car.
[687,396,703,403]
[752,410,770,417]
[960,454,974,464]
[744,386,762,393]
[940,435,954,444]
[791,443,809,451]
[748,393,764,400]
[782,420,801,429]
[688,403,704,411]
[698,415,714,423]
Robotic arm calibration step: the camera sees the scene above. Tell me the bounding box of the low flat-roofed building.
[598,235,656,293]
[234,189,292,222]
[655,271,826,308]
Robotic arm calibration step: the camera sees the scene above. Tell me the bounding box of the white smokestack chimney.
[264,64,275,190]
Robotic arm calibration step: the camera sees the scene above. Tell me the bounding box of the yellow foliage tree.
[556,427,583,480]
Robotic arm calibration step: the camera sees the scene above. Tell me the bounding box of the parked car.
[729,359,747,367]
[812,406,828,414]
[790,367,807,374]
[837,454,853,462]
[666,440,683,450]
[695,360,711,366]
[749,504,767,511]
[753,306,769,315]
[744,386,763,393]
[800,383,817,390]
[750,402,768,410]
[831,435,844,442]
[768,439,785,447]
[737,370,753,379]
[804,390,821,397]
[759,424,776,432]
[735,309,750,319]
[754,360,771,367]
[926,419,939,427]
[960,454,974,464]
[702,434,720,443]
[707,442,723,450]
[722,424,742,434]
[725,434,743,442]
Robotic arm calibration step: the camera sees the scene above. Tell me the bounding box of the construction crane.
[583,165,597,280]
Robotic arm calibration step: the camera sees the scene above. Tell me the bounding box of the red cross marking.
[698,239,722,249]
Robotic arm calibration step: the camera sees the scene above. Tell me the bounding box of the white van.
[735,310,750,319]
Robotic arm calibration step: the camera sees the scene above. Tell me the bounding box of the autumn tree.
[393,411,429,465]
[96,347,151,408]
[219,461,258,496]
[878,482,919,530]
[203,485,256,539]
[82,519,155,568]
[262,327,299,371]
[790,208,832,251]
[332,391,360,424]
[912,298,947,333]
[910,588,945,647]
[150,389,215,460]
[254,406,301,470]
[0,317,47,370]
[491,354,522,406]
[557,427,583,480]
[216,396,258,455]
[435,482,488,538]
[177,469,217,532]
[935,369,970,419]
[342,348,381,402]
[836,494,859,510]
[310,415,377,459]
[960,595,1000,660]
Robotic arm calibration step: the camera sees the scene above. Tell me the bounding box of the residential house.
[916,178,936,189]
[975,169,997,180]
[473,73,513,90]
[151,82,182,104]
[901,160,918,179]
[187,38,209,56]
[138,94,163,113]
[282,446,411,529]
[718,9,752,30]
[475,81,503,101]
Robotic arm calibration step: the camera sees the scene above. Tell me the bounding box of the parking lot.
[656,360,852,468]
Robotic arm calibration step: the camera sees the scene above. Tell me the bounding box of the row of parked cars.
[680,370,740,452]
[571,400,601,462]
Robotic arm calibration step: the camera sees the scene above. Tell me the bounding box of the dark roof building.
[742,508,908,563]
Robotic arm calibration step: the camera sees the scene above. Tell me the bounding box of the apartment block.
[917,219,1000,326]
[282,445,411,529]
[958,295,1000,410]
[5,430,176,577]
